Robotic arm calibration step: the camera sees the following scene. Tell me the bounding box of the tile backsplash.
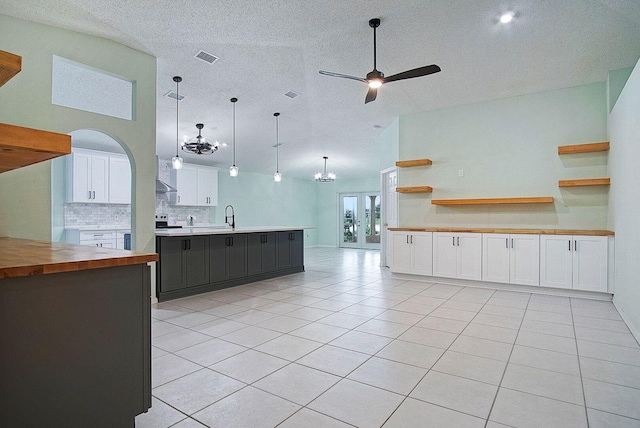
[65,203,131,227]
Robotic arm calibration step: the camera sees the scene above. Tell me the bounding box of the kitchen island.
[0,237,158,427]
[156,227,305,301]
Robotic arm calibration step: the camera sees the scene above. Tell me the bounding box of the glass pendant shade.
[172,76,184,169]
[274,171,282,182]
[229,165,238,177]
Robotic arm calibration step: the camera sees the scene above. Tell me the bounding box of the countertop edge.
[155,226,313,236]
[0,237,158,279]
[388,227,615,236]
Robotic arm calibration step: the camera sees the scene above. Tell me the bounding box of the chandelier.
[315,156,336,182]
[182,123,218,155]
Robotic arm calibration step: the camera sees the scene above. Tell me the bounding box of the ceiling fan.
[320,18,441,104]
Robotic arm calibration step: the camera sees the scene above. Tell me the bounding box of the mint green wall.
[398,83,608,229]
[0,15,157,253]
[214,171,319,246]
[608,58,640,337]
[378,118,399,171]
[316,176,381,247]
[607,67,633,113]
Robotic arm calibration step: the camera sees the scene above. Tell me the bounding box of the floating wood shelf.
[558,142,610,155]
[0,123,71,173]
[396,186,433,193]
[0,50,21,87]
[432,197,554,205]
[559,178,610,187]
[396,158,432,167]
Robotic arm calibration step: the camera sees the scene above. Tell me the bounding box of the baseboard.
[612,300,640,345]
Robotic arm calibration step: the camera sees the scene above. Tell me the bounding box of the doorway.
[380,168,398,267]
[339,192,381,249]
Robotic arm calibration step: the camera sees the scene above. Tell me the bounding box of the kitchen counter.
[0,236,156,426]
[155,226,313,236]
[0,237,157,278]
[389,227,614,236]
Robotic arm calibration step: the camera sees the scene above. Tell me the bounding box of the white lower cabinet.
[482,234,540,286]
[540,235,608,292]
[390,232,432,275]
[433,232,482,280]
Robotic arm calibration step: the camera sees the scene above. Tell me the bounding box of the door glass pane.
[365,194,381,244]
[343,196,358,244]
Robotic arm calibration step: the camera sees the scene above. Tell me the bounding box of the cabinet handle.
[88,191,91,200]
[93,191,95,199]
[188,239,191,250]
[574,240,577,252]
[411,235,413,244]
[457,236,460,246]
[452,237,455,246]
[569,240,571,251]
[506,238,509,249]
[177,195,180,203]
[230,237,234,246]
[407,235,409,244]
[511,238,514,249]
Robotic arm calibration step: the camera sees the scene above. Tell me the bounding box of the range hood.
[156,156,177,193]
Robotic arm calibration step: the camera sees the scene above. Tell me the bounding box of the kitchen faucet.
[224,205,235,230]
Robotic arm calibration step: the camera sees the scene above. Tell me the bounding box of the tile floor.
[136,247,640,428]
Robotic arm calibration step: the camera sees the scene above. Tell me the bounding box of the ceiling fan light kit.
[182,123,218,155]
[319,17,441,104]
[171,76,184,169]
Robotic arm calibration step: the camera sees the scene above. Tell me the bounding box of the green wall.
[397,82,608,230]
[0,15,157,253]
[608,58,640,337]
[214,171,319,246]
[378,117,399,171]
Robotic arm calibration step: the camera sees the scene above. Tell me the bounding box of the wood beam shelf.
[432,197,554,205]
[559,178,610,187]
[0,123,71,173]
[396,159,432,167]
[0,50,21,87]
[558,142,609,155]
[396,186,433,193]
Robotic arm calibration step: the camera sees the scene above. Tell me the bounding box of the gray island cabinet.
[156,228,304,301]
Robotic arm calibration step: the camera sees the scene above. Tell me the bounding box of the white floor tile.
[509,345,580,376]
[397,326,458,349]
[355,318,410,338]
[219,325,282,348]
[253,363,340,405]
[472,313,522,330]
[449,335,514,362]
[375,309,425,325]
[376,339,445,369]
[580,356,640,389]
[255,334,322,361]
[309,379,404,427]
[433,350,507,385]
[209,349,288,383]
[152,354,202,388]
[415,315,469,333]
[135,397,187,428]
[577,339,640,366]
[583,378,640,419]
[575,326,639,348]
[587,408,640,428]
[383,397,485,428]
[330,330,393,355]
[290,322,349,343]
[519,319,575,338]
[316,311,370,329]
[257,314,311,333]
[153,329,212,353]
[462,322,518,344]
[347,356,428,395]
[515,330,577,355]
[174,338,247,367]
[278,408,353,428]
[501,363,584,405]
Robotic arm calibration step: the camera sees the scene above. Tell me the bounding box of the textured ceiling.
[1,1,639,180]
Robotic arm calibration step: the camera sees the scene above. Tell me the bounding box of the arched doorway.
[51,129,133,249]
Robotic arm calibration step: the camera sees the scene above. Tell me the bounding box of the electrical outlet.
[458,169,464,177]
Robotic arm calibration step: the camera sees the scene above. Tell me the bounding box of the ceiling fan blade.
[319,70,367,83]
[383,64,441,83]
[365,87,377,104]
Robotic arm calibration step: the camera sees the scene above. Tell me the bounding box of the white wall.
[398,83,608,229]
[608,58,640,337]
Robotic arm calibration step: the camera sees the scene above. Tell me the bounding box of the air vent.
[284,90,300,99]
[194,50,219,64]
[165,91,185,101]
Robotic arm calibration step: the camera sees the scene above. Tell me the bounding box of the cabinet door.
[277,231,293,269]
[457,233,482,280]
[289,231,304,268]
[196,167,218,206]
[573,236,607,292]
[185,236,210,287]
[228,234,248,279]
[247,234,263,276]
[90,153,110,203]
[158,237,186,292]
[390,233,411,273]
[261,232,278,273]
[540,235,573,289]
[510,234,540,286]
[209,235,229,283]
[69,151,91,202]
[483,234,510,284]
[109,155,131,204]
[171,165,198,206]
[411,233,433,276]
[433,233,457,278]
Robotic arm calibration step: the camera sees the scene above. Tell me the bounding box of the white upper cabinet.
[108,154,131,204]
[66,149,109,203]
[171,164,218,207]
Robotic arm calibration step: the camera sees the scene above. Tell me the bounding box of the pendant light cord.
[232,100,236,165]
[175,76,181,157]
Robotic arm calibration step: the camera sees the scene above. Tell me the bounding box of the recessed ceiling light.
[499,12,515,24]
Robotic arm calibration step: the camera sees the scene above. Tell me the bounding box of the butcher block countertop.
[388,227,615,236]
[0,237,158,279]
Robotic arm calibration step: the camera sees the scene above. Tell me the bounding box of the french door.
[339,192,380,249]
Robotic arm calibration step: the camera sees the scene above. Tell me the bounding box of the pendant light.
[273,112,282,182]
[171,76,183,169]
[182,123,218,154]
[315,156,336,182]
[229,97,238,177]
